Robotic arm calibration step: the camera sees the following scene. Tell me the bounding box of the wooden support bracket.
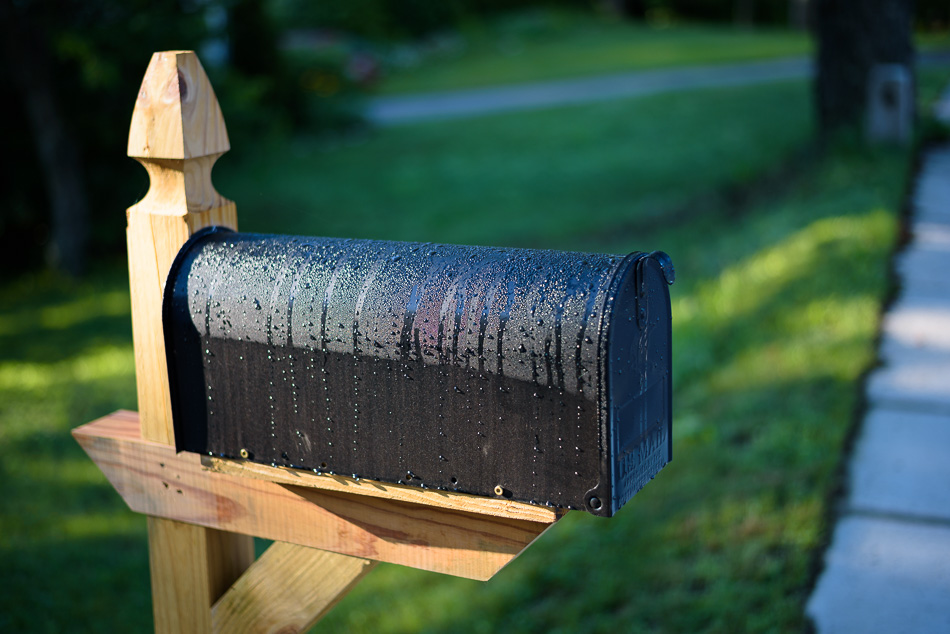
[211,543,378,634]
[72,50,563,632]
[74,411,559,581]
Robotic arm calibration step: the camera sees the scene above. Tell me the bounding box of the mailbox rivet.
[494,485,504,496]
[239,448,249,459]
[589,496,603,511]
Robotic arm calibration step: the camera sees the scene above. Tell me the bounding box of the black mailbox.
[164,228,674,516]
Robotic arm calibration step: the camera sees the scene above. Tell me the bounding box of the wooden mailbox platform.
[73,51,561,633]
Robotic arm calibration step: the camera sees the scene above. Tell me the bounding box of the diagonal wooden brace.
[211,543,378,633]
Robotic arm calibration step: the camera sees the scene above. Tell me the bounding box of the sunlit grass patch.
[0,287,129,335]
[681,209,896,394]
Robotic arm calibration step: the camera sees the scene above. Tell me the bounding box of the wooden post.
[126,50,254,633]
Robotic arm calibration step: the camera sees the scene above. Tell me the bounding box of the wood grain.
[147,519,254,633]
[128,51,229,160]
[205,524,257,602]
[203,456,561,524]
[147,518,215,633]
[74,411,560,581]
[126,205,237,446]
[211,543,377,634]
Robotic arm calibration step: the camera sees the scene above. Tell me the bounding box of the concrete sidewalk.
[368,51,950,125]
[807,98,950,631]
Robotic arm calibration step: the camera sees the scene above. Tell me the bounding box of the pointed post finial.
[128,51,232,215]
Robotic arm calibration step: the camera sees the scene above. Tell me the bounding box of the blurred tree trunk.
[1,5,88,276]
[734,0,755,26]
[813,0,915,136]
[599,0,647,20]
[788,0,811,29]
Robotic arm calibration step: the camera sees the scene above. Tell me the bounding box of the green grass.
[221,80,812,248]
[374,10,949,96]
[3,68,949,632]
[377,13,812,95]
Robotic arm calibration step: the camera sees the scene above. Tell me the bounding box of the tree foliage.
[0,0,207,275]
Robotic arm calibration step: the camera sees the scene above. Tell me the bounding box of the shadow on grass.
[0,426,152,633]
[0,532,151,633]
[0,313,132,365]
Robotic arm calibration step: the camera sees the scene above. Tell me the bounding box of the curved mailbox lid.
[164,229,674,516]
